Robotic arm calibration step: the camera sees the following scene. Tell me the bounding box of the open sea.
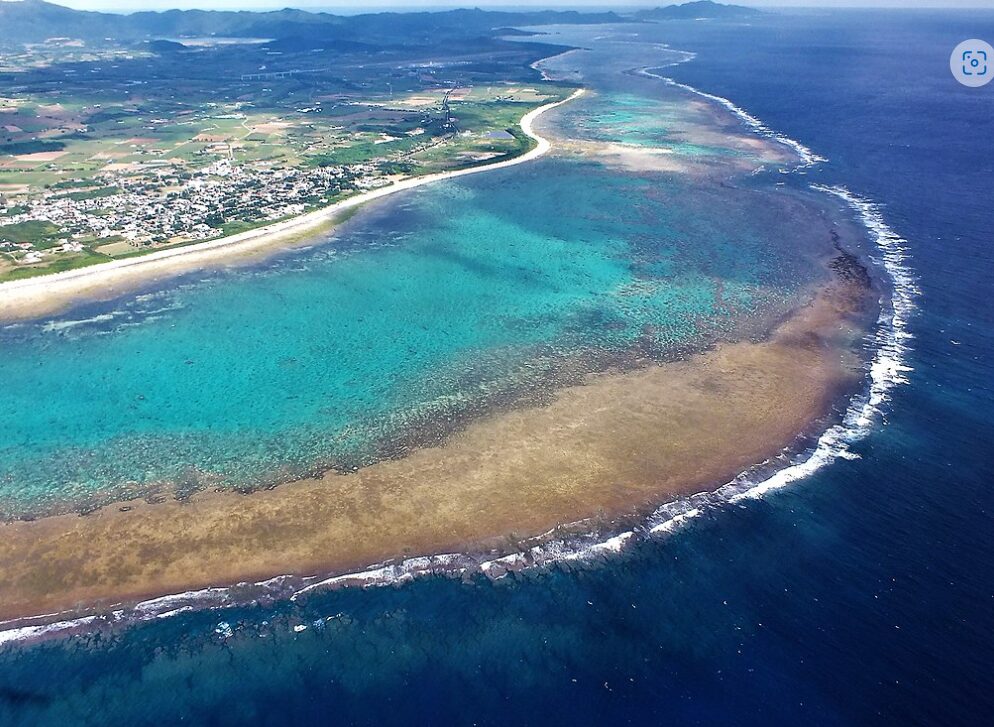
[1,8,992,725]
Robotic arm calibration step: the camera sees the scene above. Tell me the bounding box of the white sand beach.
[0,89,585,321]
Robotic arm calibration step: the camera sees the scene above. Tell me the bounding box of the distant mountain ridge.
[0,0,630,46]
[635,2,762,22]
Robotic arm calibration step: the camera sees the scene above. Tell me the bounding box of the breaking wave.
[0,59,919,648]
[636,60,827,170]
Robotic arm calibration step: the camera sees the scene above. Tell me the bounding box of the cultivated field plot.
[0,35,572,280]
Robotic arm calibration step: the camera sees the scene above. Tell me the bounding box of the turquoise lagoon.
[559,91,745,158]
[0,89,836,518]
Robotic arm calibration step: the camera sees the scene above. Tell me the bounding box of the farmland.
[0,31,574,280]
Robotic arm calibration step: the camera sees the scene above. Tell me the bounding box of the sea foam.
[277,181,919,601]
[0,56,920,648]
[275,100,919,600]
[635,56,827,170]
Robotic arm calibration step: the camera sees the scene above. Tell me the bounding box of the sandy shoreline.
[0,89,585,322]
[0,265,873,625]
[0,75,883,632]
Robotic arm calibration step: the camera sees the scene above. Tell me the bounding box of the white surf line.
[530,48,583,81]
[280,112,920,597]
[0,65,919,645]
[281,183,920,598]
[718,184,918,498]
[638,184,919,528]
[635,61,827,170]
[0,88,585,310]
[0,88,591,645]
[290,554,469,599]
[0,615,102,646]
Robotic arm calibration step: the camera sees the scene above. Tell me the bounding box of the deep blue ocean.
[1,9,992,725]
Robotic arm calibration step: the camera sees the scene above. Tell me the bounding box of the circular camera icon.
[951,39,994,87]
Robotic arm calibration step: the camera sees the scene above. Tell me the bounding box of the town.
[1,158,380,258]
[0,21,571,280]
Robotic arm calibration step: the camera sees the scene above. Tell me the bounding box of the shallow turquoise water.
[0,97,828,517]
[4,15,992,727]
[557,91,745,158]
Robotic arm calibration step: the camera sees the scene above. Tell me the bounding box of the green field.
[0,35,575,281]
[0,220,63,248]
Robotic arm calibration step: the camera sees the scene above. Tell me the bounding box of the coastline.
[0,55,918,639]
[0,263,873,626]
[0,88,585,322]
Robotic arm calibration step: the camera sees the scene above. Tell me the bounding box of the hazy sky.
[29,1,994,12]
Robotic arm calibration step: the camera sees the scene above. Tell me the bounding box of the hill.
[634,2,762,22]
[0,1,629,47]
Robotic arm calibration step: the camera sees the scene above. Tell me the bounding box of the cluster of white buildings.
[1,160,374,251]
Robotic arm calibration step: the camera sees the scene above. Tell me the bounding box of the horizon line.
[12,1,994,12]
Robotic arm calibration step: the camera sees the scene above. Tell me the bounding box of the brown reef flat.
[0,270,871,624]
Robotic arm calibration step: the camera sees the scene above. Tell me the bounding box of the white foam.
[0,615,100,646]
[636,62,828,170]
[290,553,467,599]
[154,606,194,620]
[0,69,919,647]
[133,585,231,614]
[649,507,701,535]
[40,312,120,333]
[649,183,917,514]
[282,189,918,600]
[530,48,583,82]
